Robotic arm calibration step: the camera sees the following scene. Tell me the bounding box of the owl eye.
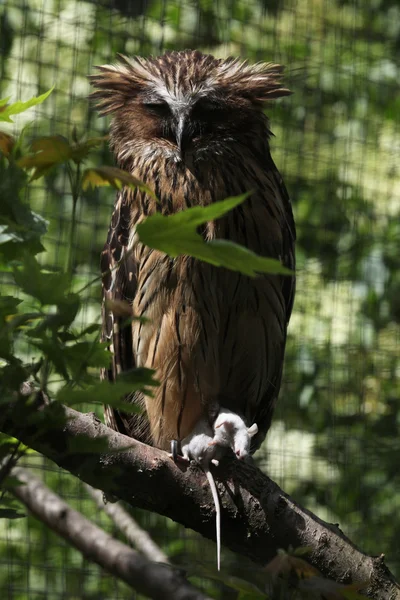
[194,99,218,111]
[144,101,171,117]
[192,99,224,120]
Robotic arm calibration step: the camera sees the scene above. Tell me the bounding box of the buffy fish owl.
[90,49,295,465]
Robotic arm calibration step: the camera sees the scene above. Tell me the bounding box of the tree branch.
[2,401,399,600]
[84,484,170,564]
[10,466,210,600]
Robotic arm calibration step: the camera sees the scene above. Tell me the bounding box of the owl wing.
[273,164,296,323]
[101,190,149,442]
[250,162,296,452]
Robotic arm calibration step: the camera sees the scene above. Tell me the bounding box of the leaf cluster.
[0,91,158,508]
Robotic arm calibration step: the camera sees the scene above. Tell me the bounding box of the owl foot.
[169,410,258,466]
[168,413,256,573]
[172,419,222,571]
[211,409,258,460]
[170,439,183,463]
[180,419,221,466]
[169,419,221,466]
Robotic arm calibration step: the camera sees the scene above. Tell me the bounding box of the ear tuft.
[88,55,154,116]
[215,59,292,103]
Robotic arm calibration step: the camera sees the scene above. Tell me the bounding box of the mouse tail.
[205,469,221,571]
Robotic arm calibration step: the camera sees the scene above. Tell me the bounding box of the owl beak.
[175,113,191,158]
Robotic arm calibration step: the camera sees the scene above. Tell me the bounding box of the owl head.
[90,50,290,166]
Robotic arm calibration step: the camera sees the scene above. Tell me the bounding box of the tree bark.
[84,484,170,563]
[11,466,210,600]
[2,401,399,600]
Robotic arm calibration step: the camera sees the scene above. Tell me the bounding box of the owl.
[90,50,295,463]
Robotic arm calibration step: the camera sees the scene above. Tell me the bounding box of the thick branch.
[11,466,209,600]
[2,402,399,600]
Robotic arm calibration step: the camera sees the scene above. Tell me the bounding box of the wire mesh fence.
[1,0,399,598]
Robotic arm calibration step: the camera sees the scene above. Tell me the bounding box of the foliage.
[137,194,292,276]
[0,96,156,417]
[0,87,54,123]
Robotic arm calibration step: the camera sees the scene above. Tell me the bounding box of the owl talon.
[170,439,182,462]
[180,418,221,465]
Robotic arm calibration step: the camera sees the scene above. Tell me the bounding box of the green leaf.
[56,369,157,409]
[0,434,34,456]
[4,312,44,336]
[0,230,46,261]
[16,133,107,179]
[0,361,28,392]
[203,240,292,276]
[0,443,16,461]
[0,496,25,519]
[57,322,100,343]
[0,433,18,445]
[0,132,15,156]
[17,135,72,180]
[0,338,12,362]
[2,210,48,240]
[81,166,157,199]
[30,135,71,159]
[188,566,268,599]
[29,339,109,384]
[56,293,81,327]
[0,296,22,320]
[57,331,78,343]
[30,338,70,381]
[78,323,101,337]
[32,295,80,335]
[70,135,108,163]
[0,86,54,122]
[265,548,320,580]
[63,341,111,376]
[13,255,70,306]
[136,194,292,276]
[0,159,48,258]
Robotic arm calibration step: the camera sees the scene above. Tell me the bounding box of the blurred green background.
[0,0,399,598]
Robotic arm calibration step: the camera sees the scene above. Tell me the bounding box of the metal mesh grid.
[1,0,400,597]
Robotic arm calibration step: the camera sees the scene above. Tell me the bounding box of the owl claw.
[179,418,222,465]
[169,411,258,465]
[170,439,180,462]
[169,439,190,465]
[170,413,255,574]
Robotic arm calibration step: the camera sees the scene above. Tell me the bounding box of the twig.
[10,466,210,600]
[84,484,169,564]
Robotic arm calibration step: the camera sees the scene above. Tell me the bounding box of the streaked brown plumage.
[90,50,295,455]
